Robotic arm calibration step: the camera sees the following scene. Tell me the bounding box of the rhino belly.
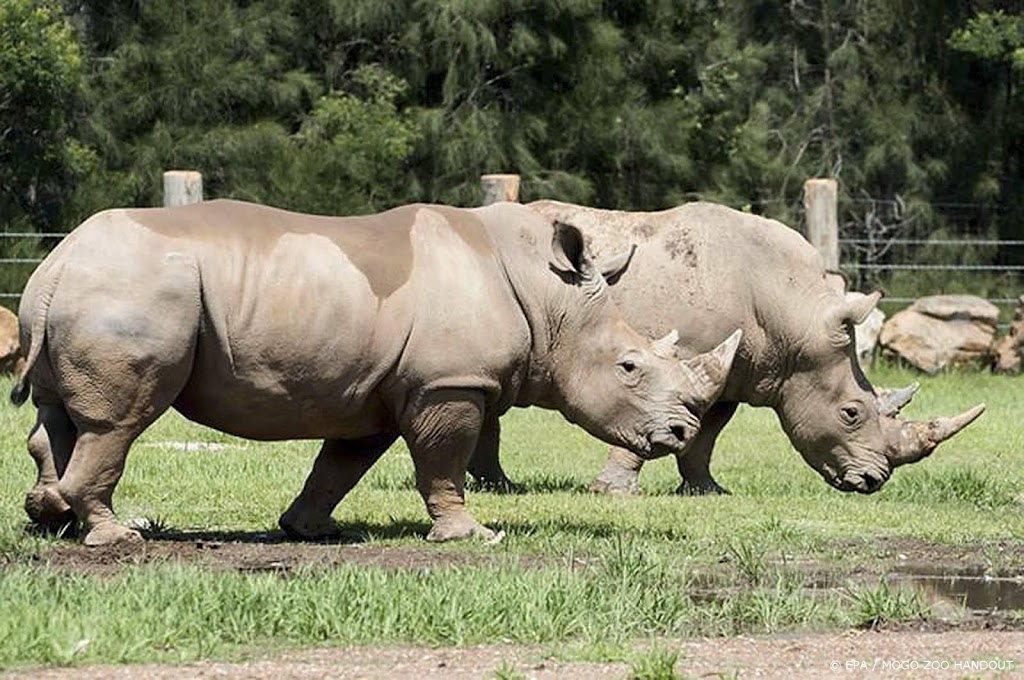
[172,348,396,442]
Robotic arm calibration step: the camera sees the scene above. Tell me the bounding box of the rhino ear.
[824,291,882,346]
[598,244,638,285]
[550,220,595,278]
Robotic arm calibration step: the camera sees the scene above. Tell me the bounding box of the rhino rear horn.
[652,329,680,359]
[876,382,919,416]
[885,404,986,467]
[680,329,742,410]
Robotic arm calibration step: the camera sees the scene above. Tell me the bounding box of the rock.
[879,294,998,374]
[0,306,20,374]
[992,295,1024,374]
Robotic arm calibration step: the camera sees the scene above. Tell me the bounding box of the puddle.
[889,563,1024,612]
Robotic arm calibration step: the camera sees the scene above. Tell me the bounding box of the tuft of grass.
[627,645,683,680]
[845,579,931,630]
[490,659,526,680]
[724,538,768,586]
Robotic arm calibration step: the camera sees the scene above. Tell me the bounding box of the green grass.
[0,367,1021,670]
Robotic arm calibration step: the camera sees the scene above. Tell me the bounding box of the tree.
[949,8,1024,259]
[0,0,89,231]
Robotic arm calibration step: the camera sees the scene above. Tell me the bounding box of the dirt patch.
[7,631,1024,679]
[32,533,512,577]
[28,533,1024,579]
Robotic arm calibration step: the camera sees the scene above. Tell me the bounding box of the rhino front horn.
[886,403,986,467]
[680,329,742,408]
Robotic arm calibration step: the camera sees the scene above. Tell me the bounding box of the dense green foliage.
[4,2,1024,270]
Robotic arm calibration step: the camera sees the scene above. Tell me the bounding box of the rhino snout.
[645,421,695,457]
[834,465,890,494]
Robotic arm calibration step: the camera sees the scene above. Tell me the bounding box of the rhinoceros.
[12,199,741,546]
[468,200,984,496]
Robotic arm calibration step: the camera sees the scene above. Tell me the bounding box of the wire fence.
[838,235,1024,330]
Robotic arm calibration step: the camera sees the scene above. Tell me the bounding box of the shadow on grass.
[466,474,591,495]
[138,519,434,545]
[145,517,629,543]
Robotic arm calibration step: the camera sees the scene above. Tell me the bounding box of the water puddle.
[889,563,1024,612]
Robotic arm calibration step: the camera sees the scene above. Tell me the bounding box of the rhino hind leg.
[59,429,149,546]
[49,263,201,546]
[279,433,397,540]
[23,402,77,532]
[674,401,738,496]
[466,415,520,494]
[402,388,499,542]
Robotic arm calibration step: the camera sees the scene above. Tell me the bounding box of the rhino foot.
[82,522,143,548]
[278,508,340,541]
[426,514,501,543]
[675,479,731,496]
[588,470,641,495]
[24,485,76,531]
[469,474,522,495]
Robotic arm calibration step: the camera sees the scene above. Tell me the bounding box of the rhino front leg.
[24,402,77,531]
[279,433,397,540]
[589,446,646,495]
[403,388,498,542]
[467,414,520,493]
[674,401,738,495]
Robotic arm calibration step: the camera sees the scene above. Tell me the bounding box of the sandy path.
[6,630,1022,679]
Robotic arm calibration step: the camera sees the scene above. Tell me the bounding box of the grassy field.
[0,364,1021,671]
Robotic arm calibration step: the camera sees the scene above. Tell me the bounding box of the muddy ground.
[6,535,1024,678]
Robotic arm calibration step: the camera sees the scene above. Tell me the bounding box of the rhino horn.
[680,329,742,408]
[876,382,919,416]
[885,404,986,467]
[652,329,680,359]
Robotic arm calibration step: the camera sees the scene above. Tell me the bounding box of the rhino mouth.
[646,423,691,457]
[826,468,889,494]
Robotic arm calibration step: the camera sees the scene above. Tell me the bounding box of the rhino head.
[540,222,741,459]
[775,291,984,493]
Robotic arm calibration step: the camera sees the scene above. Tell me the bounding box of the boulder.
[992,295,1024,374]
[0,306,20,373]
[879,294,998,373]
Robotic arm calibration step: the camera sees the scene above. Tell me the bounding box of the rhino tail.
[10,263,64,407]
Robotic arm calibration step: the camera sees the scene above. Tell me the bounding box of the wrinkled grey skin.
[13,199,739,546]
[470,200,984,496]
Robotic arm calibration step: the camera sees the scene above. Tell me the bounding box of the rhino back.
[529,200,835,403]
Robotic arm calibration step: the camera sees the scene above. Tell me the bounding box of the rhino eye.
[620,360,637,373]
[840,405,861,425]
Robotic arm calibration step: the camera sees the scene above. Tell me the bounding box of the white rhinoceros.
[13,199,741,546]
[468,200,984,496]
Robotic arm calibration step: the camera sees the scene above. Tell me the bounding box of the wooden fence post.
[480,174,520,205]
[163,170,204,207]
[803,178,839,270]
